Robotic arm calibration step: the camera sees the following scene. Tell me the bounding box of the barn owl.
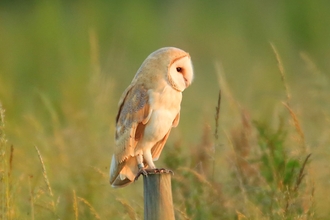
[109,47,194,187]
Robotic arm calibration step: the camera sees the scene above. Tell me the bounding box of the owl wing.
[110,83,152,184]
[151,112,180,161]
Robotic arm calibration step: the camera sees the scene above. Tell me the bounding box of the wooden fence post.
[143,173,175,220]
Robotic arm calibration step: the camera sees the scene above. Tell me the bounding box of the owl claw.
[134,168,174,181]
[134,168,148,181]
[155,168,174,175]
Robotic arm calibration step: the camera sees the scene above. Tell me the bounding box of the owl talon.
[135,168,148,181]
[156,168,174,175]
[134,168,174,181]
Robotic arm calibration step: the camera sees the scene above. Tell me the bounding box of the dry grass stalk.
[73,190,78,220]
[90,165,108,179]
[270,43,291,103]
[293,154,312,192]
[89,28,101,76]
[116,198,138,220]
[229,110,260,187]
[7,146,14,220]
[0,102,5,128]
[284,153,312,216]
[29,176,35,220]
[38,93,60,131]
[34,146,54,198]
[222,129,251,208]
[177,167,217,193]
[77,196,101,220]
[236,210,247,220]
[174,206,191,220]
[282,102,307,153]
[34,145,56,214]
[231,110,251,157]
[178,167,220,196]
[8,145,13,179]
[0,104,6,220]
[306,181,315,217]
[212,90,221,181]
[300,52,321,75]
[0,103,12,220]
[214,90,221,141]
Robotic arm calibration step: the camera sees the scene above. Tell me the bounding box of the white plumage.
[109,47,194,187]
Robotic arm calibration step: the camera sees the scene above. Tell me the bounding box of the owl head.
[133,47,194,92]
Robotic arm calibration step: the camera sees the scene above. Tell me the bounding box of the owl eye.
[176,67,182,72]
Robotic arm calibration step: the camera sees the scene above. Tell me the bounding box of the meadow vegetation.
[1,1,330,219]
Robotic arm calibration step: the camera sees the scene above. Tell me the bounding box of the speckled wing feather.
[110,83,152,184]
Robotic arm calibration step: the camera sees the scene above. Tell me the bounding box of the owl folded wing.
[110,83,152,183]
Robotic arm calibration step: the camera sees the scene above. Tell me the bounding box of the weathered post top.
[143,173,175,220]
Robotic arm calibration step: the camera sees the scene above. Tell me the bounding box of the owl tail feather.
[109,155,138,188]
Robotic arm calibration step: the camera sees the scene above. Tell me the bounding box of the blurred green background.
[1,1,330,219]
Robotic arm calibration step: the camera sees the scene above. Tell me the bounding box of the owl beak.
[184,77,190,87]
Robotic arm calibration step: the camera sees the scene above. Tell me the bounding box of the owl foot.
[134,168,173,181]
[134,168,148,181]
[153,168,174,175]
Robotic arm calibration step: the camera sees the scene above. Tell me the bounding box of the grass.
[163,94,314,219]
[1,1,330,219]
[0,55,321,219]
